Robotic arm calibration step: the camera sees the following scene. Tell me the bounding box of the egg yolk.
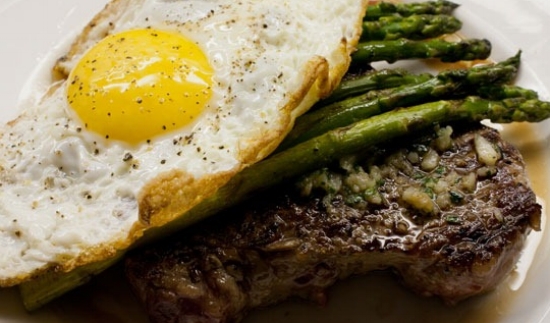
[67,29,213,144]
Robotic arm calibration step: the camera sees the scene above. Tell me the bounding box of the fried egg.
[0,0,367,286]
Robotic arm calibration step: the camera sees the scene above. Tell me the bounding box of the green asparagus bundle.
[279,53,521,150]
[355,0,489,66]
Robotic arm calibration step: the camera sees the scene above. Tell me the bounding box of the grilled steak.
[125,124,541,323]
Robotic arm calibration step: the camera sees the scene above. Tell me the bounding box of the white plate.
[1,0,550,322]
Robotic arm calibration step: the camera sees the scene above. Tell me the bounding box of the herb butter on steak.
[125,124,541,323]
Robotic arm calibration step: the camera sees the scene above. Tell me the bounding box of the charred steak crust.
[125,124,541,323]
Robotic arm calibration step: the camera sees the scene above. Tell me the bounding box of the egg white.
[0,0,367,286]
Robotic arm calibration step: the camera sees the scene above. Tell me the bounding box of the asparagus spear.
[20,255,122,310]
[364,0,460,21]
[478,84,539,100]
[320,68,433,105]
[352,38,492,64]
[21,94,550,310]
[278,54,522,151]
[361,14,462,41]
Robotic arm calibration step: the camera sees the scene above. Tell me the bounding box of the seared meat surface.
[125,124,541,323]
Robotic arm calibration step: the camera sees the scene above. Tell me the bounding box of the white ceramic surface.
[0,0,549,322]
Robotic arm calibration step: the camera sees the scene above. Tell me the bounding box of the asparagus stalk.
[364,0,460,21]
[278,54,521,151]
[21,94,550,310]
[361,14,462,41]
[352,38,492,64]
[320,68,433,105]
[20,255,122,310]
[478,84,539,100]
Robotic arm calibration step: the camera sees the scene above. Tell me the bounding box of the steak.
[125,124,541,323]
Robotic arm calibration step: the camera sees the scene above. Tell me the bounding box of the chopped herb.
[445,214,462,224]
[449,191,464,204]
